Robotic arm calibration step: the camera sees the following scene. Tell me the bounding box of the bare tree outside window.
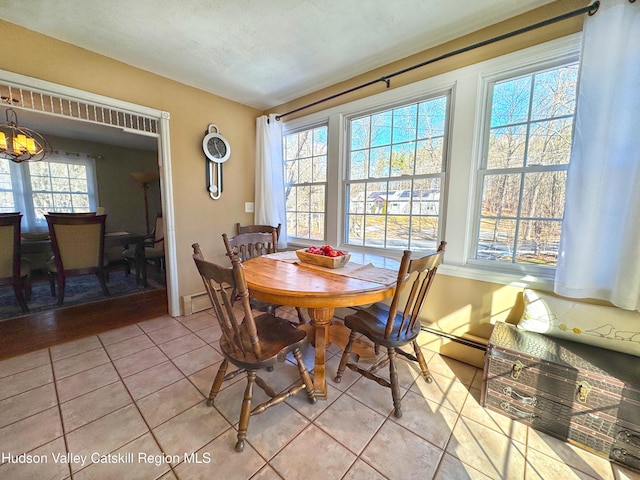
[476,63,578,267]
[283,126,327,241]
[346,95,448,252]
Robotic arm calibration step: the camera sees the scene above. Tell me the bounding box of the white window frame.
[283,123,329,242]
[283,33,581,290]
[469,58,579,276]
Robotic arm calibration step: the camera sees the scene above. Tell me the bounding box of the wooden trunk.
[482,322,640,473]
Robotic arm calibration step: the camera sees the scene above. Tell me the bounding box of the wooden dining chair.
[46,213,110,305]
[231,224,306,324]
[335,241,446,418]
[191,243,316,452]
[0,213,32,312]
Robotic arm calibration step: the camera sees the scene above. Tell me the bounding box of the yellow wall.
[0,20,261,298]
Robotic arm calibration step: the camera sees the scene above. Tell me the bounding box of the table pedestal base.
[300,307,376,399]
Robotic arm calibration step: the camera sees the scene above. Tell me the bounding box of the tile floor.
[0,307,638,480]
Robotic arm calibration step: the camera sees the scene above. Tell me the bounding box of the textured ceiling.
[1,0,555,111]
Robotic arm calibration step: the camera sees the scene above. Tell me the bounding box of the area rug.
[0,270,163,321]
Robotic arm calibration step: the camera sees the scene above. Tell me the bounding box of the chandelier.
[0,108,51,163]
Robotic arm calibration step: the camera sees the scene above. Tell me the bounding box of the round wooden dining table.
[242,253,399,399]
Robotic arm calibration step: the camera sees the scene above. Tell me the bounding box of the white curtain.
[555,0,640,311]
[255,114,286,248]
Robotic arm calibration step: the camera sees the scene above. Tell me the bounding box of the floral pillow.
[517,289,640,357]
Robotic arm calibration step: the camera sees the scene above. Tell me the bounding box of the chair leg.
[295,307,306,325]
[13,283,29,313]
[388,347,402,418]
[56,276,65,306]
[412,340,433,384]
[236,370,256,453]
[335,330,356,383]
[207,359,228,406]
[293,348,316,404]
[48,272,56,297]
[22,274,32,301]
[97,270,110,297]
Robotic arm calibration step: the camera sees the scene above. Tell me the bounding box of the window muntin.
[474,63,578,268]
[345,95,448,252]
[283,125,328,241]
[0,155,97,231]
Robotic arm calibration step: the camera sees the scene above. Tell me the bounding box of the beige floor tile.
[427,354,479,386]
[342,459,388,479]
[0,349,51,379]
[146,323,191,344]
[208,377,270,427]
[390,389,459,450]
[527,428,615,480]
[0,383,58,428]
[104,334,155,360]
[153,402,231,460]
[193,324,223,344]
[0,407,63,456]
[345,376,403,417]
[158,333,206,358]
[136,378,204,428]
[122,361,184,400]
[434,452,494,480]
[252,464,285,479]
[98,324,144,346]
[270,424,357,480]
[0,436,69,480]
[285,382,341,421]
[460,388,528,444]
[112,346,168,378]
[446,416,526,480]
[73,433,170,480]
[173,429,265,480]
[56,363,120,403]
[525,448,602,480]
[361,420,444,480]
[50,336,102,361]
[410,370,471,413]
[65,404,149,472]
[179,311,218,332]
[314,393,385,455]
[242,402,310,460]
[172,344,222,376]
[0,363,53,401]
[137,315,180,333]
[52,347,110,379]
[60,381,132,432]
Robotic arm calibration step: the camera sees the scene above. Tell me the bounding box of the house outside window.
[283,125,328,241]
[473,62,578,271]
[0,155,98,231]
[345,95,449,252]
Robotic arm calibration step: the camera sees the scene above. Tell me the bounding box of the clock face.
[203,132,231,163]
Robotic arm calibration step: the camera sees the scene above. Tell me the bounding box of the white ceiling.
[2,0,555,112]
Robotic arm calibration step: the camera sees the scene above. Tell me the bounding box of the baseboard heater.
[420,326,487,351]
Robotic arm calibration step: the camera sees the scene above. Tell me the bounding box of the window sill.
[437,262,554,291]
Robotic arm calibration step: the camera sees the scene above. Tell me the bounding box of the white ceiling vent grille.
[0,82,158,135]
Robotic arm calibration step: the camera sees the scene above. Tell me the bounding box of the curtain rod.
[274,1,600,121]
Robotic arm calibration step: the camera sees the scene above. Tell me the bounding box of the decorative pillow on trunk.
[517,289,640,357]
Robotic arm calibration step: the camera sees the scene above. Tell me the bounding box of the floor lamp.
[131,171,160,235]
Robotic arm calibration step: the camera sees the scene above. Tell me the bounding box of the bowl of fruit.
[296,245,351,269]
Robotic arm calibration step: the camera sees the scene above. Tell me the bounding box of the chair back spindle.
[223,231,277,262]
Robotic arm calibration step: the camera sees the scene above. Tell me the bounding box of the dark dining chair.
[0,213,32,312]
[191,243,316,452]
[46,213,110,305]
[335,241,446,418]
[123,212,164,283]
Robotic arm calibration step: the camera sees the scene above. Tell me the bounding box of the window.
[0,154,98,231]
[283,125,328,241]
[345,95,449,252]
[473,63,578,270]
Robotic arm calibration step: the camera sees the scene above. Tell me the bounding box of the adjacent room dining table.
[241,250,400,399]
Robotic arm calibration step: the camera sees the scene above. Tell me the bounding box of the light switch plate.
[245,202,254,213]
